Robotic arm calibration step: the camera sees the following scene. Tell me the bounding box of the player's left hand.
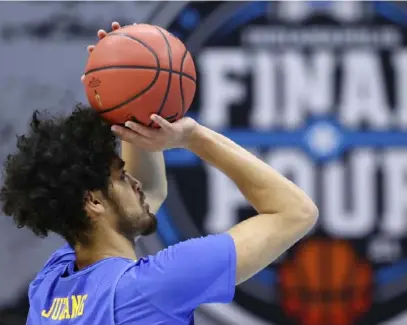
[111,115,198,151]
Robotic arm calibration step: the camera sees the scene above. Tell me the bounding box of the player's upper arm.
[227,210,318,285]
[130,234,236,319]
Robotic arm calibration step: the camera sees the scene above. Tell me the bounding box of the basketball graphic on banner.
[145,1,407,325]
[279,239,372,325]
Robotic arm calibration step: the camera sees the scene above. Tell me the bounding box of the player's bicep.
[227,213,316,285]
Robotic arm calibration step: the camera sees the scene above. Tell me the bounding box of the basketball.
[83,24,196,126]
[279,239,372,325]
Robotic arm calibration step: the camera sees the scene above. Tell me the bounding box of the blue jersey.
[26,234,236,325]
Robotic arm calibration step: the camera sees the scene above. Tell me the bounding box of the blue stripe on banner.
[375,1,407,27]
[164,128,407,167]
[345,131,407,147]
[221,130,304,147]
[253,268,277,285]
[221,130,407,147]
[375,259,407,285]
[164,149,198,166]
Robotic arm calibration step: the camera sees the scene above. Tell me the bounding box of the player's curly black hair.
[0,104,119,246]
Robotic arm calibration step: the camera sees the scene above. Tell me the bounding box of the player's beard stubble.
[109,193,158,241]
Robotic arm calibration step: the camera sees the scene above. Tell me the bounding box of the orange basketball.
[279,239,372,325]
[83,24,196,126]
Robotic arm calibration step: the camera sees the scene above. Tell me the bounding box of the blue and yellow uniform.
[26,234,236,325]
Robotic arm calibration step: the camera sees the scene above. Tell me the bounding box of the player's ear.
[84,191,105,217]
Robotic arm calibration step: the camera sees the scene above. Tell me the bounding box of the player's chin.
[139,212,158,236]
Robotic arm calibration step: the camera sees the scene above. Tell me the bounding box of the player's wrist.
[184,123,207,150]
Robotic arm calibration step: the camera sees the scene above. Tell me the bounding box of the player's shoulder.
[28,244,74,298]
[41,244,75,273]
[30,244,74,284]
[29,249,136,299]
[116,256,151,286]
[115,249,181,298]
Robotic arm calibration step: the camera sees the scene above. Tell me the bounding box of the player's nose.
[127,174,142,191]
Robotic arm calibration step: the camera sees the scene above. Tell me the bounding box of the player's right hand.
[111,115,198,152]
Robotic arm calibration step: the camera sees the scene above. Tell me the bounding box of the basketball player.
[0,22,318,325]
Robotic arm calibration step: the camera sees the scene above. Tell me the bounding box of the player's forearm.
[186,125,316,216]
[121,141,167,212]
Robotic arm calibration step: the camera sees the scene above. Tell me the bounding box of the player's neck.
[74,229,137,270]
